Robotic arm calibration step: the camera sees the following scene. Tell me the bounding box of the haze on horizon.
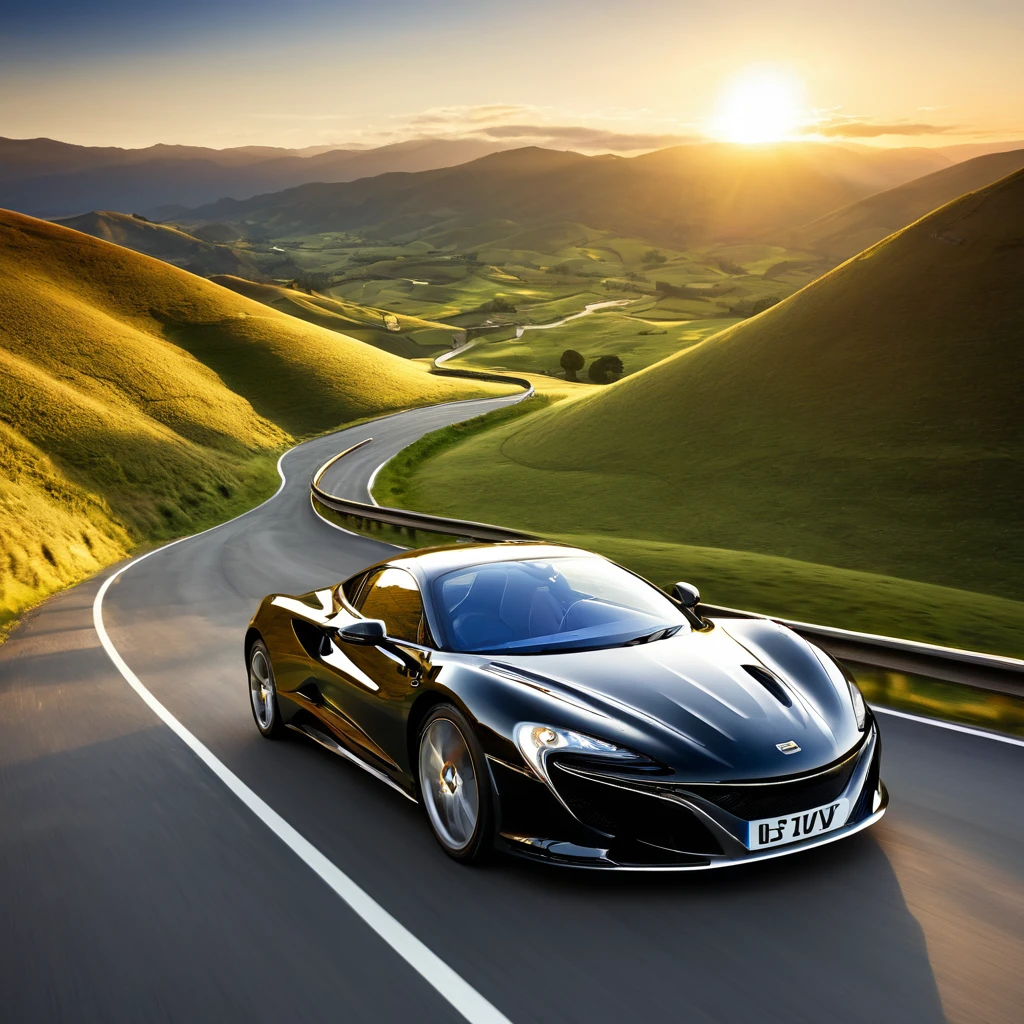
[1,0,1022,153]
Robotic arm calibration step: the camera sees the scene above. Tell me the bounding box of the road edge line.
[92,446,513,1024]
[871,705,1024,748]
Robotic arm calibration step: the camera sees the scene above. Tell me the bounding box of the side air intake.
[743,664,793,707]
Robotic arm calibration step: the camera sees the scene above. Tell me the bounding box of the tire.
[248,639,286,739]
[417,704,494,863]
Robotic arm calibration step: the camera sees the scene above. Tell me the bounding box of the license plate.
[746,798,850,850]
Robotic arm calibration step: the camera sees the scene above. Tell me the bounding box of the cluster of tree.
[475,295,517,313]
[289,273,331,294]
[728,295,782,316]
[602,280,647,293]
[655,281,709,300]
[716,257,746,275]
[560,350,624,384]
[641,248,668,265]
[131,213,150,222]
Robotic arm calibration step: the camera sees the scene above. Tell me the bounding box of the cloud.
[805,118,958,138]
[469,123,702,151]
[382,105,700,153]
[402,104,543,129]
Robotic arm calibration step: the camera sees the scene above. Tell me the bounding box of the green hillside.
[382,170,1024,654]
[0,210,508,629]
[210,275,458,357]
[55,210,271,277]
[783,148,1024,259]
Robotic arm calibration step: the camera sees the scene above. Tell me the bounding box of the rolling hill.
[210,275,458,357]
[385,169,1024,653]
[55,210,274,278]
[0,210,507,627]
[783,148,1024,259]
[180,142,958,248]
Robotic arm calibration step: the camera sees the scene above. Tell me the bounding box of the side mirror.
[337,618,387,645]
[672,582,701,608]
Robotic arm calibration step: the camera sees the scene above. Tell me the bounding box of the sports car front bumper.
[491,721,886,870]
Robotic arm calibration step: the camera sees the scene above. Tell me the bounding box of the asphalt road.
[2,394,1022,1024]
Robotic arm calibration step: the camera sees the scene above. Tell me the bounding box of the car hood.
[491,618,862,781]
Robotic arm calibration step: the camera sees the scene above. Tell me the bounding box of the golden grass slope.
[210,275,456,357]
[0,209,506,627]
[57,210,263,277]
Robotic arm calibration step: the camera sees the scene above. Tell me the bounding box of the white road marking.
[365,455,388,505]
[872,705,1024,748]
[93,445,513,1024]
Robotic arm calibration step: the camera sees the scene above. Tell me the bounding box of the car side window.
[356,567,428,645]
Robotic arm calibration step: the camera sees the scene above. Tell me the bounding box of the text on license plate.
[746,798,850,850]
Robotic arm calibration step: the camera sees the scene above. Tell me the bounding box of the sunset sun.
[714,69,803,143]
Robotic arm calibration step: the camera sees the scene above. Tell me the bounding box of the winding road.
[1,393,1022,1024]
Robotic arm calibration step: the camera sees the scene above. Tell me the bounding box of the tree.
[641,248,667,265]
[560,349,585,381]
[588,354,624,384]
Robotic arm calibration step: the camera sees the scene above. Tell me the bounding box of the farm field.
[224,223,825,376]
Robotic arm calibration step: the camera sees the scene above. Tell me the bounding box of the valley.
[372,166,1024,656]
[5,138,1024,654]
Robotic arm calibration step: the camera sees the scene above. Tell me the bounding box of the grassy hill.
[0,210,508,629]
[783,148,1024,259]
[381,169,1024,655]
[183,143,952,249]
[56,210,272,278]
[209,276,458,357]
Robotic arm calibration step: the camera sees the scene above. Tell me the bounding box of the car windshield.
[432,556,688,654]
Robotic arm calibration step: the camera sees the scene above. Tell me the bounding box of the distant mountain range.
[176,142,960,247]
[0,136,515,217]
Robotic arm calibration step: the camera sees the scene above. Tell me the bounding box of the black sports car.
[246,543,886,869]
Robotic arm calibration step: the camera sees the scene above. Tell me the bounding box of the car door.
[319,566,432,775]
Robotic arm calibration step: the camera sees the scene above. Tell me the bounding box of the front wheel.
[249,639,285,738]
[417,705,494,863]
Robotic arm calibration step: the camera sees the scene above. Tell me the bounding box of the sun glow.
[714,69,804,144]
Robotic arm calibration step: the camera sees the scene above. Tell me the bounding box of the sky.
[1,0,1022,151]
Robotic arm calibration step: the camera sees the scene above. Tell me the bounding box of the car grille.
[677,746,863,820]
[548,761,723,855]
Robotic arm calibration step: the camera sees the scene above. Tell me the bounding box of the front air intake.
[743,664,793,707]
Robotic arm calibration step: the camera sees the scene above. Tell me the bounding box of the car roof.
[384,541,600,584]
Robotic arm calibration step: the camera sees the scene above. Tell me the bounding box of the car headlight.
[848,679,867,731]
[514,723,640,781]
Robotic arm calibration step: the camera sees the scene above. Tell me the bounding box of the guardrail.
[312,439,537,544]
[311,440,1024,696]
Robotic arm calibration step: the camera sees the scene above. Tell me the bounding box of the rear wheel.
[417,704,494,863]
[249,639,285,738]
